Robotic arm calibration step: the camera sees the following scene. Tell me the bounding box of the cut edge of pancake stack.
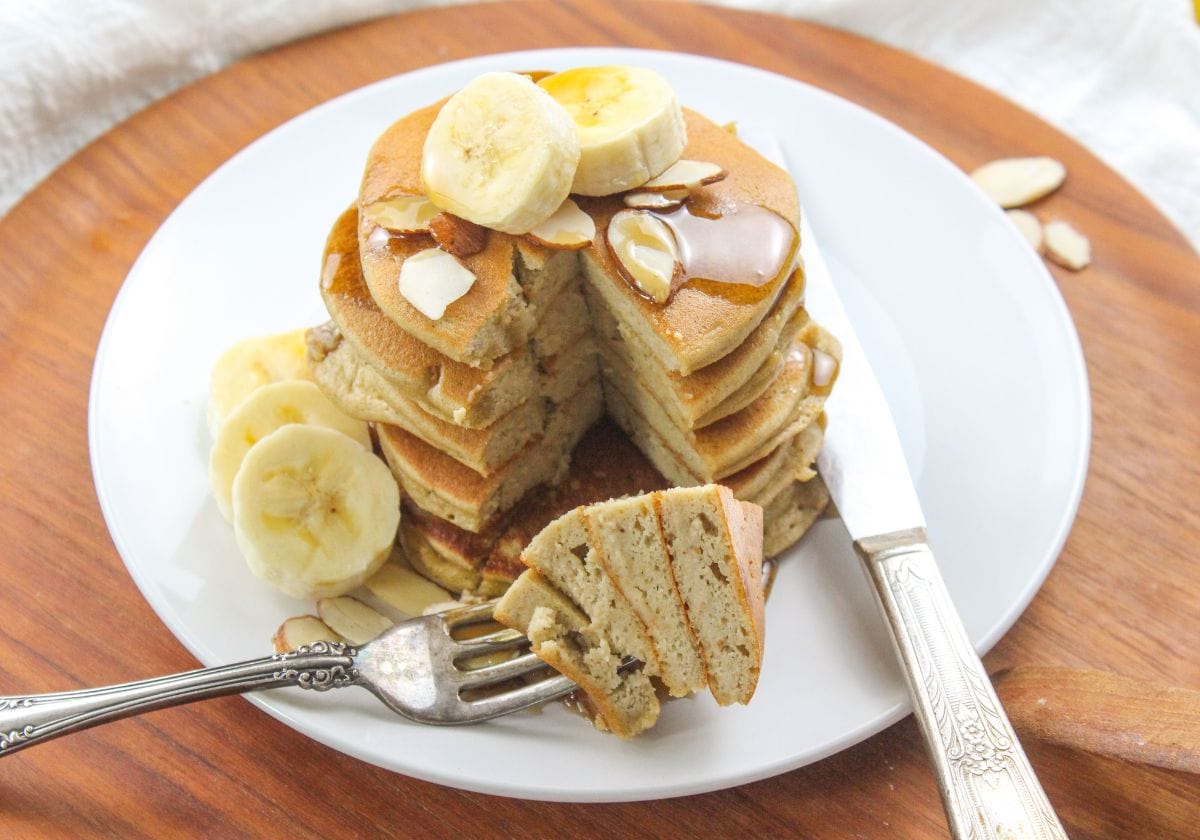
[495,484,764,739]
[309,202,602,543]
[305,67,840,607]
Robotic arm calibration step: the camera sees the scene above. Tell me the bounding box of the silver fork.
[0,602,575,755]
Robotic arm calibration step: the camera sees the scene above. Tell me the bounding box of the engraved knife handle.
[856,528,1068,839]
[0,641,358,755]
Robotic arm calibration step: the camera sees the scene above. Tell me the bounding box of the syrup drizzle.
[321,253,341,289]
[651,202,797,290]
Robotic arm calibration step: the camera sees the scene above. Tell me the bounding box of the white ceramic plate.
[89,48,1089,802]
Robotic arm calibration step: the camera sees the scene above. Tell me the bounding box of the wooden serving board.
[1,2,1197,836]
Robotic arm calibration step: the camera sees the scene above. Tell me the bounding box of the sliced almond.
[430,212,489,258]
[970,157,1066,208]
[640,159,727,194]
[623,191,685,210]
[365,225,393,251]
[1006,209,1044,253]
[366,562,454,617]
[363,194,440,234]
[397,247,477,320]
[272,615,344,653]
[525,199,595,249]
[1044,220,1091,270]
[606,208,682,303]
[316,596,394,645]
[812,348,839,389]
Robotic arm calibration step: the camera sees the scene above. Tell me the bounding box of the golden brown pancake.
[398,516,483,595]
[358,104,576,366]
[761,476,830,558]
[584,273,809,431]
[310,321,596,475]
[312,89,840,603]
[479,420,671,594]
[311,331,542,475]
[377,377,603,532]
[400,419,829,594]
[493,569,660,738]
[723,419,824,509]
[579,110,801,376]
[319,206,543,428]
[401,421,666,593]
[597,330,836,483]
[495,483,765,735]
[357,106,800,373]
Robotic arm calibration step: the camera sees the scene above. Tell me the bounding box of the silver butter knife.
[752,132,1067,839]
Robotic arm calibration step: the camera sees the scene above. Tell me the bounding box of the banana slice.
[210,379,371,522]
[207,328,310,434]
[539,66,687,197]
[420,72,580,234]
[232,424,400,600]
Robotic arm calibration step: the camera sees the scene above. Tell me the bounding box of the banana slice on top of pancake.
[420,71,580,234]
[539,65,687,197]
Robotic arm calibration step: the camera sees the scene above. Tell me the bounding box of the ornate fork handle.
[0,641,359,755]
[857,528,1067,840]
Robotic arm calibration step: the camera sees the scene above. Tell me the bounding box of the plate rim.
[88,46,1091,802]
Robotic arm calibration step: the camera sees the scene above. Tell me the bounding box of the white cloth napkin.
[2,0,1197,249]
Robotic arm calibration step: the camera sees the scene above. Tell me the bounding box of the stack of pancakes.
[307,101,838,597]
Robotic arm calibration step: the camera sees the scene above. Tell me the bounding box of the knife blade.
[800,213,925,538]
[746,131,1067,840]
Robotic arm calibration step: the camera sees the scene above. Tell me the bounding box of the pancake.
[400,419,827,595]
[494,569,660,738]
[584,273,809,431]
[317,84,841,607]
[398,515,483,595]
[537,335,600,406]
[512,497,665,682]
[401,420,666,594]
[582,493,709,696]
[598,331,835,484]
[320,206,578,429]
[311,333,541,474]
[358,103,576,366]
[311,319,596,475]
[319,204,595,429]
[723,418,825,510]
[479,420,670,595]
[578,110,801,376]
[357,106,800,374]
[761,476,831,558]
[377,377,603,532]
[496,483,765,736]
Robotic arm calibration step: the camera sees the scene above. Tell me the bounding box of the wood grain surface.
[1,1,1198,836]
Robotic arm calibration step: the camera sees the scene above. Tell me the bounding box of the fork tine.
[455,650,547,689]
[438,601,497,627]
[454,627,525,648]
[457,673,578,721]
[356,604,584,726]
